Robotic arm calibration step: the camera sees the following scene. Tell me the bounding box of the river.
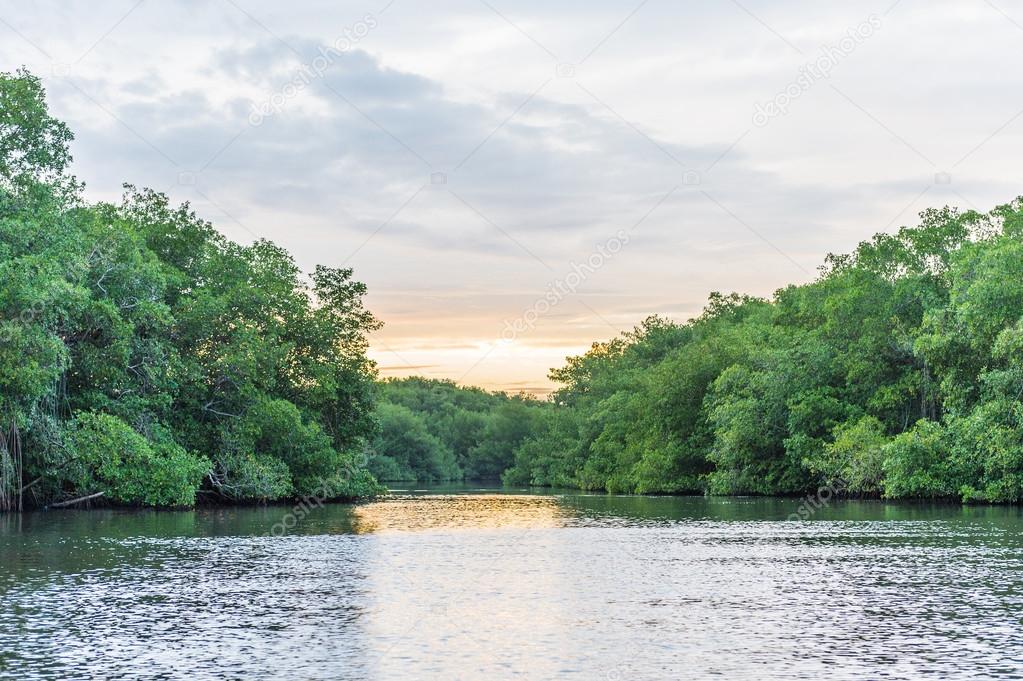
[1,486,1022,680]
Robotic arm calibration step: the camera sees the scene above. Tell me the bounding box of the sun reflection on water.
[350,494,568,534]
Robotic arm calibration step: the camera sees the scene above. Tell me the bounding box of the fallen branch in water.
[49,491,105,508]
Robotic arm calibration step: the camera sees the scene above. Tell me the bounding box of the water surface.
[2,487,1022,679]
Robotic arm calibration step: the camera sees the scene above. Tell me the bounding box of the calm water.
[2,487,1022,680]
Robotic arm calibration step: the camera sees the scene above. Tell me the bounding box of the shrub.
[881,420,955,498]
[67,412,209,506]
[209,452,293,502]
[807,416,888,495]
[946,402,1023,502]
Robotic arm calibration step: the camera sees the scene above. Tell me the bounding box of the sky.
[2,0,1022,395]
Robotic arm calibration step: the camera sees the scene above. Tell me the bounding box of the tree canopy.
[0,69,382,509]
[506,201,1023,502]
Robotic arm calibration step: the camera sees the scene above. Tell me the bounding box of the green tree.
[0,68,73,186]
[0,69,383,509]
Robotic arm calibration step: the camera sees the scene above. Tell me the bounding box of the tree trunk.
[0,420,22,513]
[49,491,105,509]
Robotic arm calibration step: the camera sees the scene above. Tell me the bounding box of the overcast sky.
[3,0,1022,394]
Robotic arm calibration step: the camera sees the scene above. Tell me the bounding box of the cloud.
[53,37,816,268]
[6,0,1021,392]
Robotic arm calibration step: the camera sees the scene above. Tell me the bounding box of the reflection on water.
[2,489,1023,680]
[351,494,565,533]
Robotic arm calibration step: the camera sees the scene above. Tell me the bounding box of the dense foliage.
[368,378,546,482]
[6,68,1023,508]
[506,200,1023,503]
[0,69,382,509]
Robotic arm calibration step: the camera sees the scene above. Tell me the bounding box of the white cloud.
[2,0,1021,391]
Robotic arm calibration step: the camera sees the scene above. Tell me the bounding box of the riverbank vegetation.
[5,67,1023,509]
[367,195,1023,503]
[0,69,382,510]
[368,378,546,482]
[504,200,1023,503]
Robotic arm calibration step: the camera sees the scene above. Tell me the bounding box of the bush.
[946,402,1023,502]
[213,397,382,500]
[881,420,955,498]
[807,416,888,495]
[67,412,209,506]
[210,452,293,502]
[317,458,386,499]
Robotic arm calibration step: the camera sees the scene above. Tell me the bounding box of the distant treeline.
[367,378,546,482]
